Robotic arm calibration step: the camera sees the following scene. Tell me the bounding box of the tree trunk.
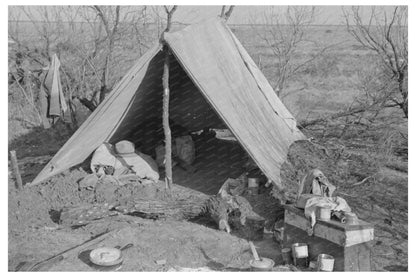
[398,72,408,118]
[402,101,408,118]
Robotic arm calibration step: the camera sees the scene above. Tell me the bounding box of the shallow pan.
[89,243,133,267]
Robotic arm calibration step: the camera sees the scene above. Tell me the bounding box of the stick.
[10,150,23,190]
[350,175,374,187]
[162,46,172,190]
[249,241,260,261]
[161,6,177,191]
[26,229,113,271]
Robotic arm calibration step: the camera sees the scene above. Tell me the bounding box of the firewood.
[59,182,210,226]
[206,196,231,232]
[206,194,258,233]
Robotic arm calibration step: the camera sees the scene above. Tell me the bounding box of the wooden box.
[283,205,374,271]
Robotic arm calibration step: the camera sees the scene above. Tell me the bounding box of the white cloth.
[91,143,159,182]
[304,196,351,229]
[44,54,67,116]
[119,153,159,182]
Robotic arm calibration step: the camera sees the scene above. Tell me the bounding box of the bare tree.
[343,6,408,118]
[92,5,121,102]
[72,6,154,111]
[253,6,333,98]
[9,6,72,127]
[220,6,235,21]
[297,7,408,131]
[129,6,153,55]
[9,5,154,122]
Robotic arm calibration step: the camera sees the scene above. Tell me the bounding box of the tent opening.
[108,49,253,195]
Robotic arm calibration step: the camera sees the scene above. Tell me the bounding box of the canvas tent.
[32,17,305,188]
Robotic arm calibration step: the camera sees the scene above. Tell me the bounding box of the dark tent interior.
[108,49,254,195]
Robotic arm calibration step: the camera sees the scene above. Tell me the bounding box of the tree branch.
[224,6,235,21]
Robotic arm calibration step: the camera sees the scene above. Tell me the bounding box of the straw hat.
[114,140,136,157]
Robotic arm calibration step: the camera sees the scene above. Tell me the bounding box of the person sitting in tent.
[91,140,159,183]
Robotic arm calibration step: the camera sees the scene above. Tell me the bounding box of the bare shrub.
[251,6,334,98]
[8,6,156,121]
[343,6,408,118]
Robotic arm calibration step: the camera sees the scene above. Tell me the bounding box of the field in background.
[9,23,402,137]
[235,25,378,117]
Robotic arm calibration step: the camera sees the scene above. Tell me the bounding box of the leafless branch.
[252,6,320,96]
[220,6,235,21]
[163,5,178,33]
[343,6,407,118]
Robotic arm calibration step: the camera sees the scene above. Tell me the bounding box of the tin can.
[292,243,308,258]
[317,254,335,271]
[317,207,331,221]
[248,178,260,187]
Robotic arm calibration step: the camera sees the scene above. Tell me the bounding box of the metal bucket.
[317,254,335,271]
[291,243,308,258]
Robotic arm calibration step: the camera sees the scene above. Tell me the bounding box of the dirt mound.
[8,217,261,271]
[9,169,90,231]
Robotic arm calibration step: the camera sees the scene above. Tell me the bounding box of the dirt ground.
[8,130,408,271]
[8,171,288,272]
[8,135,280,272]
[9,217,263,271]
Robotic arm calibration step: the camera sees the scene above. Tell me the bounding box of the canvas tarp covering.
[32,17,305,187]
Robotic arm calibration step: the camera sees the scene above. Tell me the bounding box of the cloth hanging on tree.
[39,54,69,127]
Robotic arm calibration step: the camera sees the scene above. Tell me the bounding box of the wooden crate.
[283,204,374,271]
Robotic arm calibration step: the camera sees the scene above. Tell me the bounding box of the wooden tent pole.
[162,46,172,190]
[161,5,177,190]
